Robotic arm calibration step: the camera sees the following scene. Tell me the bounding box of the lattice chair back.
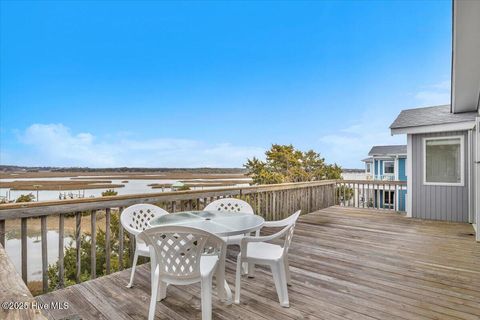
[282,210,301,254]
[138,226,226,281]
[204,198,254,214]
[121,204,169,236]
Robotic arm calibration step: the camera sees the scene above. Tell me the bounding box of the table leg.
[216,259,232,304]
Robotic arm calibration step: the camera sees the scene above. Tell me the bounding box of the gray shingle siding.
[411,131,469,222]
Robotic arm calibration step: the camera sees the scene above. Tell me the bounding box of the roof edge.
[391,120,475,135]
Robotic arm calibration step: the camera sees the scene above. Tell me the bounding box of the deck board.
[36,206,480,320]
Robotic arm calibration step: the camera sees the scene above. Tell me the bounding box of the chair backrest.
[204,198,254,214]
[138,226,226,280]
[282,211,301,254]
[120,204,169,236]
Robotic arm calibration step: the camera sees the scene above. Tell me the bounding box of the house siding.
[398,190,407,211]
[411,130,469,222]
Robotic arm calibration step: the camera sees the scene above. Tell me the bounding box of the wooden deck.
[36,206,480,320]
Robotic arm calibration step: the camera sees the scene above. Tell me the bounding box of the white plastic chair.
[120,204,169,288]
[234,210,301,307]
[204,198,254,246]
[138,226,227,320]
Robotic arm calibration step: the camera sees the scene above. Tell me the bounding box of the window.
[366,163,372,173]
[384,190,394,208]
[423,136,464,186]
[383,161,394,175]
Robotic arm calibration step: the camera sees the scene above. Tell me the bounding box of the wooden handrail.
[0,180,336,219]
[0,180,337,296]
[339,179,407,185]
[0,244,46,319]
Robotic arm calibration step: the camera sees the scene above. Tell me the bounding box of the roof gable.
[368,145,407,156]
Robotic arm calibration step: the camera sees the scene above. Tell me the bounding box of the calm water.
[0,176,250,202]
[6,230,73,281]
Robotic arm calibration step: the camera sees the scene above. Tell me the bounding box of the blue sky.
[0,1,452,168]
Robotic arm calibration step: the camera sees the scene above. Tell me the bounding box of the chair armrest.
[240,224,291,256]
[122,224,140,237]
[263,220,288,228]
[259,210,301,229]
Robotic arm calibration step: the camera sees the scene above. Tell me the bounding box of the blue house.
[362,145,407,211]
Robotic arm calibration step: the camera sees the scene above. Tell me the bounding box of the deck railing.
[335,180,407,212]
[0,180,336,295]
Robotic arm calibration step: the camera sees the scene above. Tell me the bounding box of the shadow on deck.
[36,206,480,320]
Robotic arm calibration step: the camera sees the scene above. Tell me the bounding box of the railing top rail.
[338,179,407,185]
[0,180,336,219]
[0,244,46,319]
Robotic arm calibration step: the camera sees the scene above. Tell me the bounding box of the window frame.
[383,160,395,176]
[422,135,464,186]
[383,190,394,209]
[366,162,372,174]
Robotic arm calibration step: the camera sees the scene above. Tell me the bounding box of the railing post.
[21,218,27,284]
[118,207,124,271]
[41,215,48,293]
[0,220,5,248]
[376,183,381,210]
[58,214,65,288]
[91,210,97,279]
[334,182,337,205]
[129,233,135,267]
[272,192,276,220]
[105,208,111,275]
[75,212,81,283]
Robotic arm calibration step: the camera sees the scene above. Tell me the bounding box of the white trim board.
[422,135,465,187]
[371,156,404,160]
[476,117,480,162]
[391,121,475,135]
[406,134,413,218]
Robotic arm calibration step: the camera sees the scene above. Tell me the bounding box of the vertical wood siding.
[411,130,469,222]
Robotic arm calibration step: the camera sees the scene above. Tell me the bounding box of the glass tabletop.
[148,210,265,237]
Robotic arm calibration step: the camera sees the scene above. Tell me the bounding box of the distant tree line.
[0,165,246,174]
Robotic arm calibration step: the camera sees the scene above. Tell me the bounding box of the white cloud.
[319,110,405,169]
[13,123,265,167]
[414,80,451,106]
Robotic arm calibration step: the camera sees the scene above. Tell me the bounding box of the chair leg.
[241,262,249,275]
[157,281,167,301]
[148,265,159,320]
[284,257,291,285]
[248,262,255,278]
[234,254,242,304]
[201,276,213,320]
[126,250,139,288]
[271,261,289,308]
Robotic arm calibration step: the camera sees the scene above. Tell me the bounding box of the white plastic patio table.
[148,210,265,303]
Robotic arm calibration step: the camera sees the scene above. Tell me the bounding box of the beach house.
[362,145,407,210]
[390,0,479,240]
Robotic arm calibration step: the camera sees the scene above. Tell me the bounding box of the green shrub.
[47,212,139,291]
[16,193,35,203]
[101,189,118,196]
